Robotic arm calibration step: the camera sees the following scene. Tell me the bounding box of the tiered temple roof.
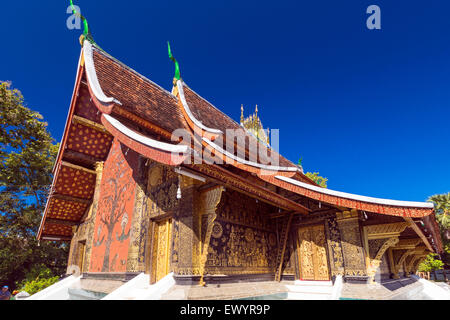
[37,39,442,254]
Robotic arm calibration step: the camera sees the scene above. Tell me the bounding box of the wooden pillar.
[275,212,294,282]
[168,176,199,280]
[390,247,421,278]
[388,248,399,279]
[336,210,368,283]
[404,252,417,277]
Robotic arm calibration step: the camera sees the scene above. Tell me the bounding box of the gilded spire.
[240,104,270,146]
[254,105,259,132]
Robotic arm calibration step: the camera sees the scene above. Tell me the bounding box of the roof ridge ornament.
[168,42,181,82]
[70,0,94,45]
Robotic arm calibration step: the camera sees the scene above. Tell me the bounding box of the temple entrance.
[77,241,86,274]
[151,218,172,283]
[297,224,330,281]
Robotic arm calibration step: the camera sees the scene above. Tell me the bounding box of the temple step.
[67,288,108,300]
[102,273,175,300]
[286,282,334,300]
[293,280,333,286]
[78,278,125,294]
[286,284,333,294]
[287,292,332,300]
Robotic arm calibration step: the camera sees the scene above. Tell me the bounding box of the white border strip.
[203,137,298,172]
[275,175,434,208]
[83,40,122,105]
[177,80,223,135]
[103,114,189,154]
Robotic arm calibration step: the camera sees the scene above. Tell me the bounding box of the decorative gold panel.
[297,225,330,281]
[152,219,172,282]
[337,215,367,277]
[325,217,344,276]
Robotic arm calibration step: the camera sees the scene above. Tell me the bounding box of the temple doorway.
[297,224,330,281]
[77,241,86,274]
[151,218,172,282]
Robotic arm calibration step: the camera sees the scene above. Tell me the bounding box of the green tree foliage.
[428,193,450,229]
[16,264,59,295]
[0,82,68,291]
[298,157,328,188]
[305,172,328,188]
[427,193,450,266]
[418,253,444,272]
[20,276,59,296]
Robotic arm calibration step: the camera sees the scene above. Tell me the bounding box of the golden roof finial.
[255,104,258,116]
[240,104,244,124]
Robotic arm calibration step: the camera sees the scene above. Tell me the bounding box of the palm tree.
[428,192,450,230]
[428,193,450,275]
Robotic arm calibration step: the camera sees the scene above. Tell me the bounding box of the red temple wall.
[89,138,139,273]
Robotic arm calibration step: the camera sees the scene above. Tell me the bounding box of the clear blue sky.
[1,0,449,202]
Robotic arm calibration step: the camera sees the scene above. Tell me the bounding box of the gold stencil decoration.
[337,216,367,277]
[325,217,344,276]
[149,166,162,187]
[212,222,223,239]
[245,228,255,242]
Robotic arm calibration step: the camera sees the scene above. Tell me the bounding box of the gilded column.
[404,253,417,276]
[126,157,148,272]
[336,210,368,283]
[397,250,415,277]
[325,216,345,277]
[172,176,201,279]
[387,248,399,279]
[392,249,408,278]
[83,161,104,272]
[405,247,428,276]
[366,237,399,283]
[198,186,224,286]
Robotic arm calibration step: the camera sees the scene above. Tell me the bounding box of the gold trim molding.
[392,238,422,250]
[364,222,409,240]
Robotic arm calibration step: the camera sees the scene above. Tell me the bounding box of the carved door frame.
[77,240,86,274]
[296,223,331,281]
[148,217,173,284]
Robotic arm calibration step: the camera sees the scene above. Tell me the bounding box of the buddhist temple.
[35,15,444,299]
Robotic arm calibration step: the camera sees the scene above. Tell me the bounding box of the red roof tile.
[93,47,189,135]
